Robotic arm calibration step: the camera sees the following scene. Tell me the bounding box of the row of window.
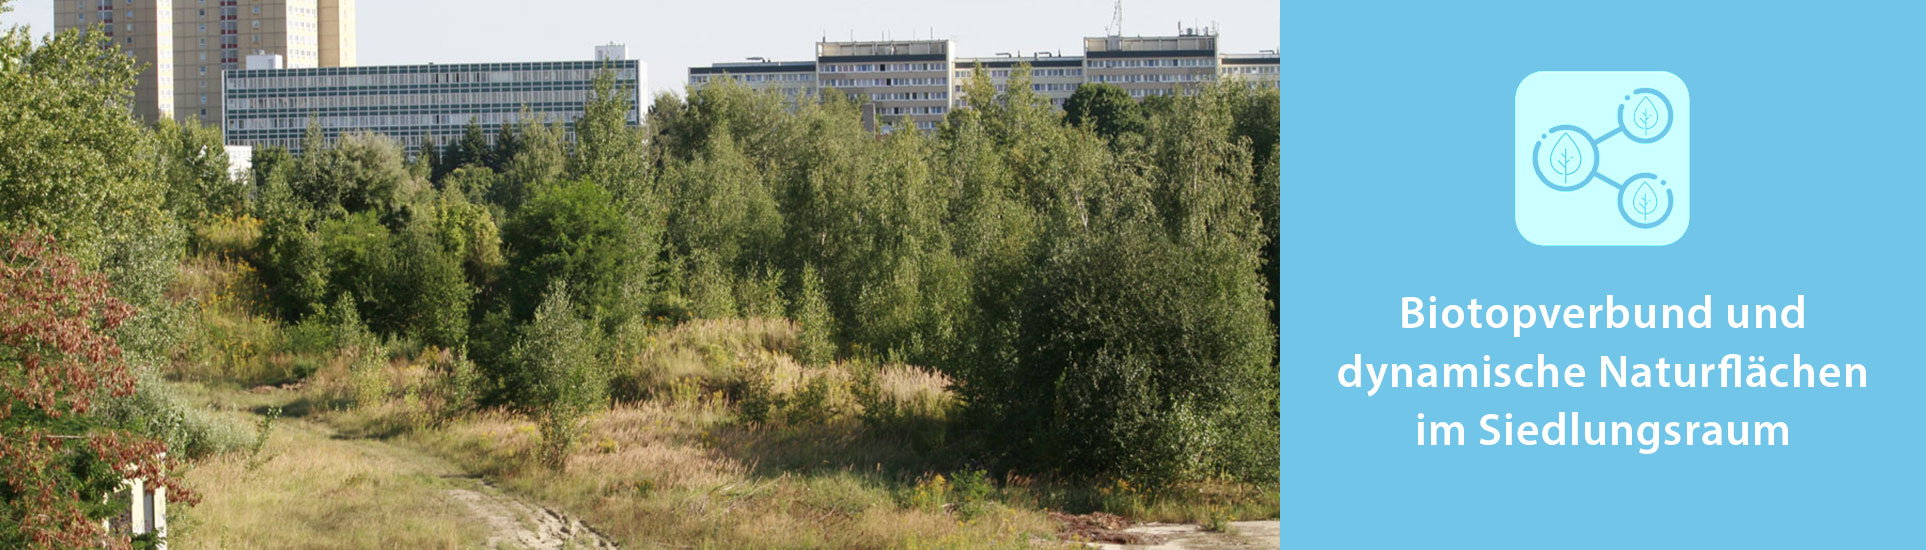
[821,62,947,73]
[823,77,945,88]
[877,105,947,116]
[229,89,593,110]
[229,69,633,91]
[1090,73,1214,84]
[689,73,815,84]
[953,68,1085,79]
[229,109,588,132]
[1088,58,1214,69]
[1221,66,1281,75]
[866,91,948,102]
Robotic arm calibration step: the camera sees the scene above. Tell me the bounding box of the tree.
[155,118,241,223]
[1062,83,1147,140]
[499,180,645,327]
[253,178,330,320]
[511,281,606,471]
[0,233,192,550]
[437,118,493,180]
[495,111,566,211]
[569,69,646,201]
[375,222,473,349]
[791,264,836,365]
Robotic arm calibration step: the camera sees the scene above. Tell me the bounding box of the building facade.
[56,0,175,122]
[816,40,953,131]
[1218,52,1280,88]
[953,55,1085,109]
[1082,33,1220,99]
[687,29,1276,130]
[222,47,645,156]
[688,60,819,101]
[56,0,354,124]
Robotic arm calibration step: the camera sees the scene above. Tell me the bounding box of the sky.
[2,0,1280,96]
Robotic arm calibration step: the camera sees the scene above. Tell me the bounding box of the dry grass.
[406,399,1064,549]
[608,317,798,401]
[167,253,313,387]
[167,385,485,550]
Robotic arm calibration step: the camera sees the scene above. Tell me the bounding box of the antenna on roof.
[1107,0,1124,37]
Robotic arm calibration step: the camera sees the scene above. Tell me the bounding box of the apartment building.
[317,0,355,67]
[687,28,1277,130]
[688,60,819,100]
[55,0,175,121]
[222,46,645,156]
[1219,52,1280,88]
[1082,33,1219,99]
[56,0,355,124]
[817,39,953,131]
[953,54,1085,109]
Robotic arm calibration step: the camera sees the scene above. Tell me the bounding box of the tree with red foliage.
[0,232,192,550]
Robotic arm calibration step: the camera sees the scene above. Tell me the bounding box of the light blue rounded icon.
[1532,124,1598,191]
[1617,88,1674,144]
[1616,173,1673,229]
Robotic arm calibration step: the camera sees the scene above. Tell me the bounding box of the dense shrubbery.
[223,70,1281,483]
[9,1,1281,489]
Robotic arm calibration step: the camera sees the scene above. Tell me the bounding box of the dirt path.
[176,385,619,549]
[1074,520,1280,550]
[444,478,619,550]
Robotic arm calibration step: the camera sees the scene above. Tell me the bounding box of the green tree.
[253,178,331,320]
[1062,83,1147,140]
[155,117,241,222]
[791,263,836,365]
[496,111,566,211]
[316,211,392,318]
[499,180,644,326]
[375,221,473,349]
[511,281,606,471]
[438,118,493,180]
[569,69,646,200]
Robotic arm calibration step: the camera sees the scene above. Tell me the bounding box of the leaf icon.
[1633,181,1658,220]
[1634,96,1658,136]
[1549,133,1582,184]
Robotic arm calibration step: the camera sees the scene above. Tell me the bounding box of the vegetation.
[1,2,1280,545]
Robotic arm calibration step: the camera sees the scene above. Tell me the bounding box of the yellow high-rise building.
[55,0,356,124]
[54,0,175,122]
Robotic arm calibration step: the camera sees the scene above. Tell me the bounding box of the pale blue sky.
[2,0,1279,96]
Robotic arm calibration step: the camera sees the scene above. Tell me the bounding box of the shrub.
[374,222,473,349]
[790,264,836,366]
[510,281,607,470]
[500,180,648,327]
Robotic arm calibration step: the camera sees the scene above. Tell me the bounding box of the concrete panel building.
[55,0,175,122]
[1218,52,1279,89]
[953,54,1084,109]
[1082,32,1220,99]
[222,46,645,156]
[688,59,819,101]
[816,39,953,132]
[317,0,355,68]
[688,27,1273,131]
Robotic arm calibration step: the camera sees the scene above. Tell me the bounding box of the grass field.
[159,252,1278,549]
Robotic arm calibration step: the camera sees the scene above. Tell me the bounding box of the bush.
[500,180,648,326]
[510,282,607,470]
[791,264,836,366]
[374,222,473,349]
